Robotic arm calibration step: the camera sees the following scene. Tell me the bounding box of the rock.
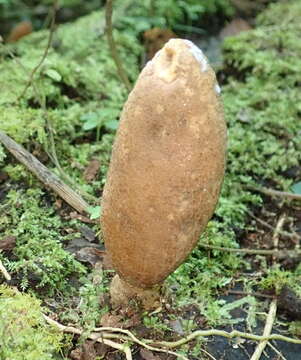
[101,39,226,293]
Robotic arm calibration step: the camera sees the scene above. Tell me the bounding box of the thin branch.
[43,315,132,360]
[18,0,59,101]
[250,299,278,360]
[103,327,301,348]
[44,314,301,360]
[272,214,286,262]
[199,243,300,258]
[200,347,217,360]
[44,315,186,360]
[246,210,300,241]
[0,131,90,214]
[0,259,11,281]
[93,327,188,360]
[105,0,132,92]
[268,342,287,360]
[148,328,301,348]
[247,185,301,202]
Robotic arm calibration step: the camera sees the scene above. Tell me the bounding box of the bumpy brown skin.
[101,39,227,289]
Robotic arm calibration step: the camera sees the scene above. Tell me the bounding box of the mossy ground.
[0,1,301,359]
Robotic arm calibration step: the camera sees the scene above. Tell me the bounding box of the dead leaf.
[140,348,161,360]
[94,342,110,359]
[70,341,99,360]
[55,198,63,210]
[70,347,82,360]
[76,247,106,266]
[66,238,97,253]
[0,235,16,251]
[81,341,97,360]
[124,313,141,328]
[79,226,96,242]
[100,312,124,328]
[84,159,101,182]
[69,211,96,224]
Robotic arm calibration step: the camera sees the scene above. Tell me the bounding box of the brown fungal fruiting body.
[101,39,226,294]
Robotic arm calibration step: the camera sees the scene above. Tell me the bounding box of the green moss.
[220,0,301,226]
[0,188,86,294]
[0,285,66,360]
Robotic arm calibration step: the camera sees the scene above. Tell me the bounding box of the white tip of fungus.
[215,83,221,95]
[184,40,208,72]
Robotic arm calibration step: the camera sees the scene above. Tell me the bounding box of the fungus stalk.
[101,39,227,309]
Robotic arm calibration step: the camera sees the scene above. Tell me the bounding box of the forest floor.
[0,1,301,359]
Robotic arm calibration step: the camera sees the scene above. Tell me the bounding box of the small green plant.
[289,321,301,337]
[143,315,171,334]
[259,267,299,295]
[59,265,110,333]
[181,318,197,333]
[87,205,102,220]
[81,107,120,141]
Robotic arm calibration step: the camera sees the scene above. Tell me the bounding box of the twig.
[250,214,282,360]
[0,131,89,214]
[200,347,217,360]
[94,326,301,347]
[44,315,187,360]
[268,342,287,360]
[246,210,300,241]
[273,214,286,262]
[199,243,300,258]
[44,314,301,360]
[105,0,132,92]
[18,0,59,101]
[247,185,301,201]
[250,299,278,360]
[43,315,132,360]
[93,326,188,359]
[147,328,301,348]
[0,259,11,281]
[273,215,286,248]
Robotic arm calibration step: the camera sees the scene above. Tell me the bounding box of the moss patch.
[0,285,66,360]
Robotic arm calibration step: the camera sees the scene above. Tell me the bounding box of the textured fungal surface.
[101,39,227,288]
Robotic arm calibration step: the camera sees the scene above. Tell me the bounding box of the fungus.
[101,39,227,309]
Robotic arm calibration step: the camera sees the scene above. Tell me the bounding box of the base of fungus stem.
[110,275,161,310]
